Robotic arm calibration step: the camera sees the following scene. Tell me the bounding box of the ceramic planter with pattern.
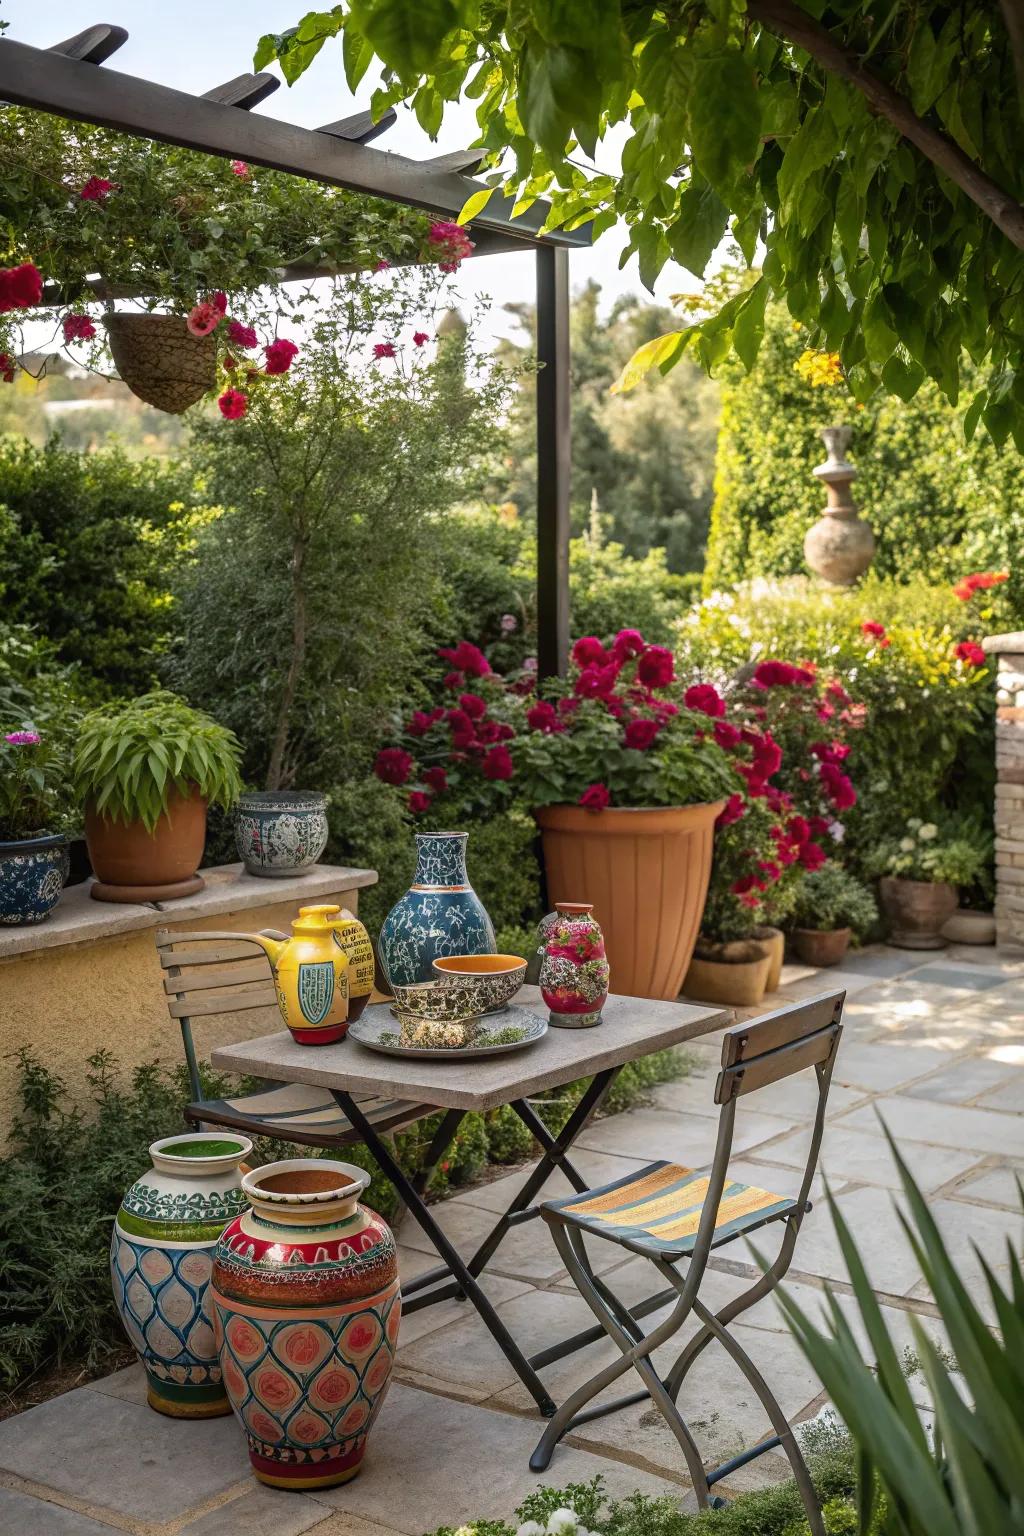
[210,1160,400,1490]
[110,1132,252,1418]
[377,831,496,989]
[234,791,329,878]
[539,904,610,1028]
[0,834,69,925]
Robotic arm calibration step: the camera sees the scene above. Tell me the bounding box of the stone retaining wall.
[984,633,1024,949]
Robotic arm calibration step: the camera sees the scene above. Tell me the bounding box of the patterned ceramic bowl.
[431,954,527,1014]
[390,979,483,1021]
[395,1015,481,1050]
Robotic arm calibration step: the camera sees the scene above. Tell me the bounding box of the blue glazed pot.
[377,831,496,988]
[234,791,329,878]
[0,833,70,925]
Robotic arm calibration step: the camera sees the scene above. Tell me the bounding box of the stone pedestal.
[983,633,1024,949]
[804,425,875,586]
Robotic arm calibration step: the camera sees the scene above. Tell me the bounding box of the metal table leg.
[333,1088,559,1417]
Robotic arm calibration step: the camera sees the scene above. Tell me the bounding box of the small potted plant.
[0,726,76,924]
[867,816,991,949]
[790,861,878,966]
[74,690,242,903]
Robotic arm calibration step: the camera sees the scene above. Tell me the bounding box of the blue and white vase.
[234,791,329,878]
[0,834,69,925]
[377,832,495,989]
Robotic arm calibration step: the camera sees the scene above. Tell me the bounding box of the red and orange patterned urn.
[210,1160,400,1491]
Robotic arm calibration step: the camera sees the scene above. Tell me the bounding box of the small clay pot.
[104,313,216,414]
[941,908,996,946]
[792,926,852,968]
[879,876,958,950]
[86,787,208,902]
[753,926,785,990]
[683,941,772,1007]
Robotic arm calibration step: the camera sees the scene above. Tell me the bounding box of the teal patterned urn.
[377,831,495,989]
[110,1132,252,1419]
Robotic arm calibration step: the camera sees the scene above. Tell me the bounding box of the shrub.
[791,863,878,938]
[0,440,198,695]
[864,815,993,894]
[677,578,994,880]
[704,299,1024,626]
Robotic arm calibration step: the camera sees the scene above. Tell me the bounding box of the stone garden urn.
[804,425,875,586]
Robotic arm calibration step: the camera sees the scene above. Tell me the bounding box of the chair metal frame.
[530,991,845,1536]
[156,926,436,1151]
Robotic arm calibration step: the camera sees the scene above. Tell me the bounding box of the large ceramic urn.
[110,1131,252,1418]
[210,1160,400,1491]
[804,425,875,586]
[377,831,495,989]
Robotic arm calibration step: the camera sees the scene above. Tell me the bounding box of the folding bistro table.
[211,985,727,1419]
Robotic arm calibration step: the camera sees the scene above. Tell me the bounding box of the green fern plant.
[74,690,241,831]
[778,1128,1024,1535]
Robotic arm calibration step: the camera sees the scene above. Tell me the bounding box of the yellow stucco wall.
[0,882,365,1139]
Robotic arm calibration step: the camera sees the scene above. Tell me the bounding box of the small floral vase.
[525,902,597,986]
[211,1160,400,1491]
[540,903,610,1028]
[110,1132,252,1418]
[234,791,329,878]
[377,831,495,989]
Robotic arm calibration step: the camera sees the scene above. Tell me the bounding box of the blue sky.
[4,1,691,344]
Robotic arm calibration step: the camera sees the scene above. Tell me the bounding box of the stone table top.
[0,861,377,962]
[211,986,729,1112]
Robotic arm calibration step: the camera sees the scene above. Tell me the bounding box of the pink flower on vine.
[62,314,96,343]
[80,176,115,201]
[374,259,391,272]
[187,301,223,337]
[217,388,248,420]
[373,342,397,359]
[227,320,257,349]
[413,331,430,347]
[264,338,299,375]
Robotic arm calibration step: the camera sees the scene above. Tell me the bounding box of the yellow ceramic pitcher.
[248,905,372,1046]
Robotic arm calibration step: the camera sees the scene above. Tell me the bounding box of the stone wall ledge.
[983,633,1024,653]
[0,861,378,964]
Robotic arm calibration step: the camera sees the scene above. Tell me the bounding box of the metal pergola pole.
[535,244,571,680]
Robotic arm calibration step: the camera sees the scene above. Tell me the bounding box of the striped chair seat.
[545,1159,798,1257]
[185,1080,427,1147]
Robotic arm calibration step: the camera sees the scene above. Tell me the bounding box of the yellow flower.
[793,349,844,388]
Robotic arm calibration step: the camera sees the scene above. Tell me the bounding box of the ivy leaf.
[458,186,496,225]
[666,176,730,278]
[688,50,761,196]
[732,278,768,370]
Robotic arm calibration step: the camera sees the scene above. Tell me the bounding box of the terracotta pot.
[683,948,772,1007]
[792,926,852,968]
[879,876,958,950]
[753,925,785,990]
[104,313,216,414]
[535,802,725,1000]
[86,787,207,903]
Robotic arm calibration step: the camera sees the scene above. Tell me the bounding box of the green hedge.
[704,302,1024,624]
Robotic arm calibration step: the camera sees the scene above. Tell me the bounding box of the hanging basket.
[104,313,216,414]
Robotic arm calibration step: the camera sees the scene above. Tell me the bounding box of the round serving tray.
[348,1005,547,1061]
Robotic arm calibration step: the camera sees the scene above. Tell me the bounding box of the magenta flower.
[62,313,96,343]
[5,730,40,745]
[80,177,115,202]
[373,342,397,359]
[230,160,249,177]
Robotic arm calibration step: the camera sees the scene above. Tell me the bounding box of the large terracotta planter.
[792,926,852,967]
[104,313,216,414]
[535,802,724,1000]
[86,787,207,902]
[753,925,785,991]
[211,1159,400,1491]
[879,876,958,950]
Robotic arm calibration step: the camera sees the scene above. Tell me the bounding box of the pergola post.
[535,244,571,680]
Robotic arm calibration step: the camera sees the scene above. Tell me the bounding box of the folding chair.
[156,927,437,1160]
[530,990,844,1536]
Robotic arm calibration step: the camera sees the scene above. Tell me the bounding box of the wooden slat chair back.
[156,926,430,1149]
[531,990,846,1536]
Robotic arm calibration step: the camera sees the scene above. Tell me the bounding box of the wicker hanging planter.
[104,313,216,414]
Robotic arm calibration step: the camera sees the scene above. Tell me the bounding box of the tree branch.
[748,0,1024,251]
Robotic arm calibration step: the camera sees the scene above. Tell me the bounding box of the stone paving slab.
[308,1384,691,1532]
[0,1385,249,1524]
[0,1486,124,1534]
[178,1484,329,1535]
[756,1120,987,1192]
[842,1094,1024,1156]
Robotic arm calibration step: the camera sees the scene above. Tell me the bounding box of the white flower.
[907,817,922,831]
[547,1512,582,1536]
[918,823,939,840]
[899,837,916,852]
[455,1527,478,1536]
[516,1524,545,1536]
[828,820,845,843]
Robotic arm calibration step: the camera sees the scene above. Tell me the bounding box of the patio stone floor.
[3,943,1023,1535]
